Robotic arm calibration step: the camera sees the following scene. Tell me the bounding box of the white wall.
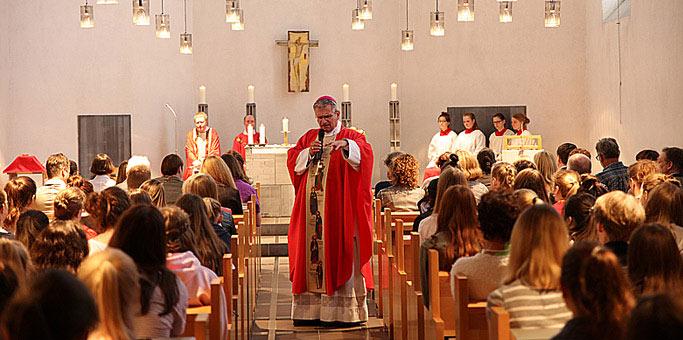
[585,0,683,164]
[0,0,10,184]
[0,0,625,182]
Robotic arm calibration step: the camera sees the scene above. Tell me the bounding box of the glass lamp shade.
[401,30,414,51]
[180,33,193,54]
[155,14,171,38]
[352,9,365,30]
[231,10,244,30]
[545,1,561,28]
[80,5,94,28]
[457,0,474,22]
[499,2,513,23]
[96,0,119,4]
[226,0,241,23]
[132,0,150,25]
[359,0,373,20]
[430,11,445,36]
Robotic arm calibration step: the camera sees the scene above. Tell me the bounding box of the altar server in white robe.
[512,113,532,136]
[425,112,458,179]
[489,113,515,158]
[453,113,486,155]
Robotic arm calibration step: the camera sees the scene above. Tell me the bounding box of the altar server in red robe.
[231,114,263,160]
[184,112,221,179]
[287,96,374,325]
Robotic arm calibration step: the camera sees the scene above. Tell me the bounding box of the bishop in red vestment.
[184,112,221,179]
[231,114,263,160]
[287,96,374,324]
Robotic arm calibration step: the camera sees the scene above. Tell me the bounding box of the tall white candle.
[342,83,350,102]
[282,117,289,132]
[247,124,254,144]
[199,85,207,104]
[247,85,255,103]
[259,124,266,145]
[390,83,398,101]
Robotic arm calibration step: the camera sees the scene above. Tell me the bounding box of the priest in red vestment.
[287,96,374,325]
[184,112,221,179]
[231,114,264,160]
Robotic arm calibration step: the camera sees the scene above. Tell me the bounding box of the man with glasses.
[287,95,374,326]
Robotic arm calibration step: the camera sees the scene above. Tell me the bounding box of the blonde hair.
[201,155,237,190]
[533,151,557,191]
[183,173,219,199]
[628,160,660,187]
[513,189,539,210]
[506,204,568,290]
[78,248,140,340]
[455,150,483,181]
[593,191,645,242]
[203,197,222,224]
[491,162,517,191]
[139,178,166,208]
[641,173,679,198]
[193,111,208,122]
[553,169,580,200]
[53,187,86,221]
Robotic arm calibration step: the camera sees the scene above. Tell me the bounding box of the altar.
[244,145,294,223]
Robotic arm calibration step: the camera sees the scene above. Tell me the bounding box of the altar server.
[489,113,515,157]
[512,113,532,136]
[425,112,457,179]
[454,113,486,155]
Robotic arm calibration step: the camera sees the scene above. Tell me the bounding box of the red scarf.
[495,128,508,136]
[439,128,452,136]
[516,129,526,135]
[464,128,474,134]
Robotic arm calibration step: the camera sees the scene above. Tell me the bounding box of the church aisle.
[251,240,388,340]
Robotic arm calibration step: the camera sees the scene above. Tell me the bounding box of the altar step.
[258,219,290,257]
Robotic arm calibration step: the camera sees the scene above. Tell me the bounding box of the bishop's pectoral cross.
[276,31,319,93]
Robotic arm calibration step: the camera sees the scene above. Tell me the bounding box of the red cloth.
[287,128,374,295]
[184,128,221,180]
[231,132,263,160]
[3,154,46,174]
[495,128,508,136]
[464,128,474,134]
[439,128,452,136]
[516,129,526,135]
[423,167,441,180]
[81,224,98,240]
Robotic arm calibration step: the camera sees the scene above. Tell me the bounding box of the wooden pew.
[487,306,510,340]
[373,199,384,319]
[382,210,395,338]
[424,250,445,339]
[194,313,209,340]
[405,232,425,340]
[184,278,228,340]
[236,221,247,340]
[223,254,234,340]
[454,275,488,340]
[391,220,409,340]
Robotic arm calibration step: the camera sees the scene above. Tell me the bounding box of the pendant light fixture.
[133,0,150,26]
[457,0,474,22]
[430,0,444,36]
[180,0,192,54]
[544,1,560,28]
[155,0,170,38]
[499,1,513,23]
[231,9,245,30]
[225,0,241,24]
[96,0,118,4]
[401,0,413,51]
[80,1,94,28]
[359,0,372,20]
[352,8,365,30]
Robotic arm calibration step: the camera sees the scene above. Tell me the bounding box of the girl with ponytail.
[2,177,36,233]
[86,186,131,253]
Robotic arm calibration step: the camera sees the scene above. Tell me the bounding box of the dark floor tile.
[275,332,320,339]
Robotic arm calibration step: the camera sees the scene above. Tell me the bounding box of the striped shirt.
[487,279,571,330]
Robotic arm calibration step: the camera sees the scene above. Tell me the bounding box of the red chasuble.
[231,132,262,160]
[183,128,221,180]
[287,127,374,295]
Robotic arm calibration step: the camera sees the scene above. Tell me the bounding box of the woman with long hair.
[85,186,131,253]
[14,210,48,251]
[628,223,683,297]
[417,166,468,243]
[221,152,261,226]
[627,160,660,200]
[639,173,679,206]
[554,241,635,340]
[552,169,580,216]
[108,204,188,338]
[487,204,571,330]
[78,248,140,340]
[490,162,517,192]
[514,168,550,203]
[175,194,227,275]
[533,151,558,196]
[377,153,425,212]
[139,178,166,208]
[0,239,33,313]
[199,156,243,215]
[454,150,489,203]
[420,185,482,308]
[30,220,89,273]
[453,112,486,155]
[564,192,597,242]
[3,176,36,233]
[644,182,683,252]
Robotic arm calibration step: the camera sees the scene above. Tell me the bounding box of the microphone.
[312,129,325,162]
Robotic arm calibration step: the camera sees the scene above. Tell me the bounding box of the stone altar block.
[245,145,295,221]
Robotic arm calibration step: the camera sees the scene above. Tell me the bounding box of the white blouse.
[489,129,515,156]
[427,130,458,168]
[454,129,486,155]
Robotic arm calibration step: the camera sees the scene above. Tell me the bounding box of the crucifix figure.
[276,31,319,92]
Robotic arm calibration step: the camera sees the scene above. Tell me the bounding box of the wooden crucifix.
[276,31,319,93]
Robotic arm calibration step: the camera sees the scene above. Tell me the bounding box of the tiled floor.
[252,256,388,340]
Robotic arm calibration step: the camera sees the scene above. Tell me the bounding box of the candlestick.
[247,124,254,145]
[259,124,266,145]
[390,83,398,101]
[247,85,255,103]
[199,85,207,104]
[283,131,289,146]
[282,117,289,132]
[342,83,350,102]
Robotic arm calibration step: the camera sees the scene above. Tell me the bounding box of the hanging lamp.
[359,0,372,20]
[226,0,241,23]
[352,3,365,31]
[430,0,444,36]
[231,9,245,30]
[80,1,94,28]
[457,0,474,22]
[180,0,192,54]
[401,0,413,50]
[544,1,560,28]
[155,0,170,38]
[133,0,150,26]
[499,2,513,23]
